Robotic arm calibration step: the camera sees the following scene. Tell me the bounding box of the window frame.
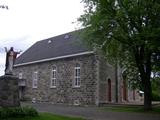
[32,71,38,88]
[50,66,57,88]
[19,72,23,79]
[74,63,81,88]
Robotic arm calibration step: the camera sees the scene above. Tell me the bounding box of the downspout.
[95,54,100,106]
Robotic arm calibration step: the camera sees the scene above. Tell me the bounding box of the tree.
[78,0,160,110]
[151,53,160,101]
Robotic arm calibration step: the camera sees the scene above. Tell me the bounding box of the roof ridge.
[36,29,82,43]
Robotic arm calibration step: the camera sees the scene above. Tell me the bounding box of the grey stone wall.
[0,75,20,107]
[97,55,123,104]
[98,56,115,103]
[14,54,98,105]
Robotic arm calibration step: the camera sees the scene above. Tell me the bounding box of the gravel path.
[22,102,160,120]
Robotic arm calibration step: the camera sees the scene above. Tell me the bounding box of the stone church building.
[13,30,139,106]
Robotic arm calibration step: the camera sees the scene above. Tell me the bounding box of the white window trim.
[19,72,23,79]
[74,65,81,88]
[32,71,38,88]
[50,66,57,88]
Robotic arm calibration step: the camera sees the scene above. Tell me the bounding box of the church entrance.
[122,80,127,101]
[108,79,111,102]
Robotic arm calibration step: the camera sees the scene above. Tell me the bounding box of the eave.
[14,51,94,67]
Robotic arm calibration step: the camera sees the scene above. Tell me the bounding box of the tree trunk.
[143,52,152,110]
[134,46,152,110]
[142,74,152,110]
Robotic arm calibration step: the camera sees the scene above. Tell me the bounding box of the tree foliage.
[78,0,160,110]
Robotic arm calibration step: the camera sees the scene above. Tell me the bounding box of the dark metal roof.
[15,30,92,66]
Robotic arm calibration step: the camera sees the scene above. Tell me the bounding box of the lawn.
[6,113,85,120]
[102,106,160,114]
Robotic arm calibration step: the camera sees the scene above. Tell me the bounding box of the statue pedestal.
[0,75,20,107]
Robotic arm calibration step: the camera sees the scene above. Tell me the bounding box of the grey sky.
[0,0,84,75]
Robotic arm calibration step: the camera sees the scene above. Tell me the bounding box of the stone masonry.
[14,53,123,105]
[0,75,20,107]
[14,54,99,105]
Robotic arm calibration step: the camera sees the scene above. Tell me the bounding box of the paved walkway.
[22,103,160,120]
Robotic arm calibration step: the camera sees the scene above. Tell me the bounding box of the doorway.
[108,79,111,102]
[123,80,127,101]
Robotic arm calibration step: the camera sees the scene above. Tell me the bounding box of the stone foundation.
[0,75,20,107]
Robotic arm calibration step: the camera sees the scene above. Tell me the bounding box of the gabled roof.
[14,30,93,67]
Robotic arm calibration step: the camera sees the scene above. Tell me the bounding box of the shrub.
[22,106,39,117]
[152,91,160,101]
[0,106,38,119]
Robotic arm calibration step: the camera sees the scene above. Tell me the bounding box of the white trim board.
[14,51,94,67]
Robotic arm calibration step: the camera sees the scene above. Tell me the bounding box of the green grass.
[6,113,85,120]
[102,106,160,114]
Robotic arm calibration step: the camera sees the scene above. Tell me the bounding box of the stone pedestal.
[0,75,20,107]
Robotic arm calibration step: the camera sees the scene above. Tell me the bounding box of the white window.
[74,63,81,87]
[32,71,38,88]
[19,72,23,79]
[50,66,57,88]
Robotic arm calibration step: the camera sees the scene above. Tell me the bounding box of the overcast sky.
[0,0,84,75]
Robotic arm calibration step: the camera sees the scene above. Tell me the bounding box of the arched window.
[74,63,81,87]
[50,66,57,88]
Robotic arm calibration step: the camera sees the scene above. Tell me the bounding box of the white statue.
[5,47,21,75]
